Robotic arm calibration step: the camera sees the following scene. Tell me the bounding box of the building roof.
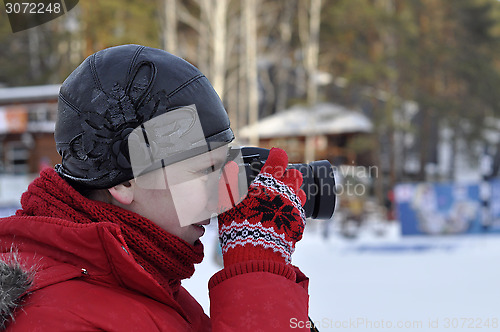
[239,103,373,139]
[0,84,61,105]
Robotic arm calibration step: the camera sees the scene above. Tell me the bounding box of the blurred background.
[1,0,500,330]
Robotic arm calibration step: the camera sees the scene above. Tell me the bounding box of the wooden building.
[0,85,61,174]
[239,103,373,166]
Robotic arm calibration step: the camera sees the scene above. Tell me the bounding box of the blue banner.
[394,181,500,235]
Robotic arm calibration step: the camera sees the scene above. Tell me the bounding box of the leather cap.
[55,44,234,189]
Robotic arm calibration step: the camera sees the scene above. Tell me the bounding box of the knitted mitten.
[217,148,306,266]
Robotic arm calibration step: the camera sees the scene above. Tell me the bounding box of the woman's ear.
[108,180,135,205]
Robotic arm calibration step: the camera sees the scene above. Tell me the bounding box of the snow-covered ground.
[183,221,500,331]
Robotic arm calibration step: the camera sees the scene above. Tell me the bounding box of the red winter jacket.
[0,172,310,331]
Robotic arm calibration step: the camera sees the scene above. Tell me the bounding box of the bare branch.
[177,2,202,34]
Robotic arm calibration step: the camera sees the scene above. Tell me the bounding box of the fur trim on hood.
[0,253,33,330]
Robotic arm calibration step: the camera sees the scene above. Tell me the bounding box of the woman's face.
[127,146,229,245]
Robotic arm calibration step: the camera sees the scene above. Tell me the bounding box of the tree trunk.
[275,0,295,113]
[163,0,177,53]
[304,0,321,162]
[211,0,228,100]
[245,0,259,146]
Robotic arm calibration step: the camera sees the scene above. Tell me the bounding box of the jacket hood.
[0,253,33,329]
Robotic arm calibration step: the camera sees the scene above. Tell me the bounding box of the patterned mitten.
[217,148,306,266]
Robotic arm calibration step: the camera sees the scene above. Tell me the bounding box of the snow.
[183,221,500,331]
[239,103,373,139]
[0,174,33,205]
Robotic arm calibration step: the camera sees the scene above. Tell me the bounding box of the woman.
[0,44,310,331]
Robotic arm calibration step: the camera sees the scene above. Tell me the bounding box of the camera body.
[240,147,336,220]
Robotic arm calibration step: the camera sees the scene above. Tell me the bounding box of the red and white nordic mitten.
[217,148,307,267]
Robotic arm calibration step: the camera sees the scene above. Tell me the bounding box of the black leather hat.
[54,44,234,189]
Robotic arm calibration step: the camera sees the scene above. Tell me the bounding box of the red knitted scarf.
[16,168,204,295]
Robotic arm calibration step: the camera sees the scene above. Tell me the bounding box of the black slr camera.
[240,147,336,220]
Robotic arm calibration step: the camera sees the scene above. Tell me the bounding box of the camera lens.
[287,160,336,219]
